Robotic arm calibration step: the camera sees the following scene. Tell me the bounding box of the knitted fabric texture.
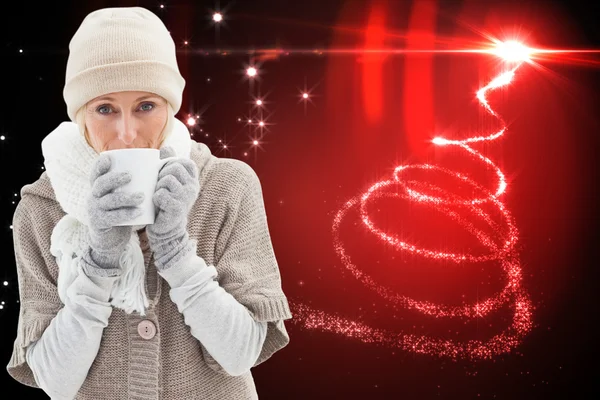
[7,138,293,399]
[63,6,185,123]
[40,118,192,317]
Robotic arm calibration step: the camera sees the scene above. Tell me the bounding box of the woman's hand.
[146,146,200,271]
[85,152,145,276]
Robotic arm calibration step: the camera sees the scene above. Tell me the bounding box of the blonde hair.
[75,99,175,153]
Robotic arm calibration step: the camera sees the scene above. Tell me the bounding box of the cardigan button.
[137,320,157,340]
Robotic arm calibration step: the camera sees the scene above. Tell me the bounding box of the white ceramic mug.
[103,148,177,226]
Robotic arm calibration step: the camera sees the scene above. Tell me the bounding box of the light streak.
[289,42,537,360]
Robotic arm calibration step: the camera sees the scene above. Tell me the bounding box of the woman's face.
[85,91,168,152]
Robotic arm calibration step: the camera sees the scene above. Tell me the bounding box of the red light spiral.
[289,57,533,361]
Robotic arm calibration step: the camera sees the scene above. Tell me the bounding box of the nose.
[117,114,138,146]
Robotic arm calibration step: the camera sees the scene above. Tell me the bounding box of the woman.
[6,6,292,399]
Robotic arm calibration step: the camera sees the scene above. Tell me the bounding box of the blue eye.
[97,105,111,114]
[96,102,155,115]
[140,102,155,112]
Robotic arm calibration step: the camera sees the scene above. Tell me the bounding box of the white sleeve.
[25,260,118,400]
[159,250,268,376]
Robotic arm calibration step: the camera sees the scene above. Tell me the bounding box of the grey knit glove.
[146,146,200,272]
[82,152,145,277]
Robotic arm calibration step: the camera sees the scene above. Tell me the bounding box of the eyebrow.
[94,95,159,102]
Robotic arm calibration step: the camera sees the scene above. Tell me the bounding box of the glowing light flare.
[476,69,516,118]
[252,94,270,110]
[213,13,222,23]
[247,137,266,153]
[253,115,274,133]
[492,40,532,62]
[288,45,535,361]
[488,69,515,88]
[246,67,257,77]
[297,80,319,108]
[194,41,598,67]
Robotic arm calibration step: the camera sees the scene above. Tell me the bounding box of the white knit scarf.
[41,118,192,316]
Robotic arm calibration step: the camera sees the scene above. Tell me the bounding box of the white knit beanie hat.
[63,6,185,123]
